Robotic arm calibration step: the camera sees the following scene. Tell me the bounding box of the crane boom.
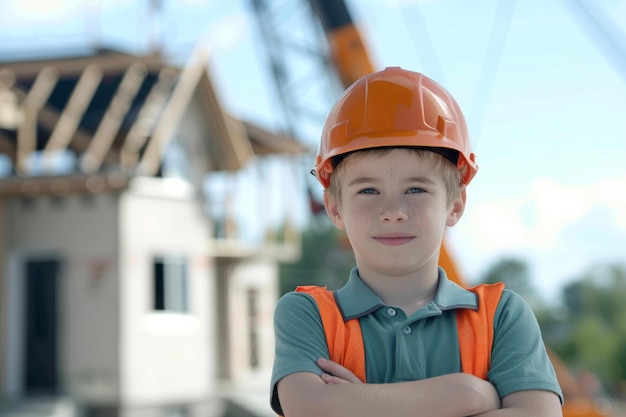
[308,0,374,87]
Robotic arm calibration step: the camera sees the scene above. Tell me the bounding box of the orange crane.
[307,0,612,416]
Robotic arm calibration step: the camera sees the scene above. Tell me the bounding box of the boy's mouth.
[373,234,415,246]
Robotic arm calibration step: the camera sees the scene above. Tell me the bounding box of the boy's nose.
[379,201,408,222]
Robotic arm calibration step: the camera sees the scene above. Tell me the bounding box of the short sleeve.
[270,291,330,414]
[489,290,564,403]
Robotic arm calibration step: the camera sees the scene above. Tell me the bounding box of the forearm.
[278,372,499,417]
[472,390,563,417]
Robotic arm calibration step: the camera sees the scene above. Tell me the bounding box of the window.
[153,256,188,313]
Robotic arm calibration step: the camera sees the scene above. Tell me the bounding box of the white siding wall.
[227,259,277,380]
[2,175,281,416]
[118,178,215,406]
[220,259,278,417]
[3,193,120,401]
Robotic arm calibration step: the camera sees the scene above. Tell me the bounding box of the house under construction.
[0,48,307,417]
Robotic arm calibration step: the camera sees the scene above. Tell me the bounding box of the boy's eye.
[358,188,378,194]
[407,187,426,194]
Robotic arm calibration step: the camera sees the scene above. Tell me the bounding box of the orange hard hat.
[315,67,478,188]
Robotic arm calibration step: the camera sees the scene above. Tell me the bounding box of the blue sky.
[2,0,626,300]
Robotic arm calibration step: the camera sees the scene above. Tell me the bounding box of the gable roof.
[0,48,308,198]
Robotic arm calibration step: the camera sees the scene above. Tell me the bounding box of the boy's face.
[324,148,466,278]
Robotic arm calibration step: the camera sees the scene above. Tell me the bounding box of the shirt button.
[402,326,412,335]
[387,307,397,317]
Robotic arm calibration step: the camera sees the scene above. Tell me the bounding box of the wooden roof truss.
[0,50,307,198]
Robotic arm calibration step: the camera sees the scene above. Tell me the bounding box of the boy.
[270,67,563,417]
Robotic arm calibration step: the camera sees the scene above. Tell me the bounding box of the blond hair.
[327,148,462,205]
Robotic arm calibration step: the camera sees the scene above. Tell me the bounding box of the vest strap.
[456,282,505,379]
[296,285,366,382]
[297,281,505,382]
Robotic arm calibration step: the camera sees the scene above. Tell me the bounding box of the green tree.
[480,257,540,309]
[553,264,626,391]
[279,221,354,296]
[570,315,620,382]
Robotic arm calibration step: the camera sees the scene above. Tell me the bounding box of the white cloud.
[207,13,249,50]
[528,179,592,250]
[455,173,626,295]
[464,174,626,252]
[472,200,526,250]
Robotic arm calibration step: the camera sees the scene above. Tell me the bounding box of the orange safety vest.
[296,282,505,381]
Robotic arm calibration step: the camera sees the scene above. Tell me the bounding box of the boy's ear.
[324,191,345,230]
[446,185,466,227]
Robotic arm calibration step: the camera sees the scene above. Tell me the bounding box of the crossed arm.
[277,358,562,417]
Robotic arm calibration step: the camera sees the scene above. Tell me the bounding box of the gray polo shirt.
[271,267,563,414]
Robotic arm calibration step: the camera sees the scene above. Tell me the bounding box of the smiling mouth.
[373,236,415,246]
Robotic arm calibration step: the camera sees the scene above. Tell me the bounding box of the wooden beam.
[196,71,255,171]
[25,66,59,110]
[16,66,58,175]
[0,69,15,87]
[0,51,168,80]
[43,64,102,159]
[138,50,209,176]
[16,109,37,175]
[0,70,19,130]
[0,172,129,198]
[228,116,310,155]
[120,67,178,172]
[9,82,95,158]
[38,105,93,153]
[80,63,146,173]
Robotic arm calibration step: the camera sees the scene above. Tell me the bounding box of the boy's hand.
[316,357,501,413]
[317,358,364,384]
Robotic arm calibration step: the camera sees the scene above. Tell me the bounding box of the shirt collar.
[335,267,479,321]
